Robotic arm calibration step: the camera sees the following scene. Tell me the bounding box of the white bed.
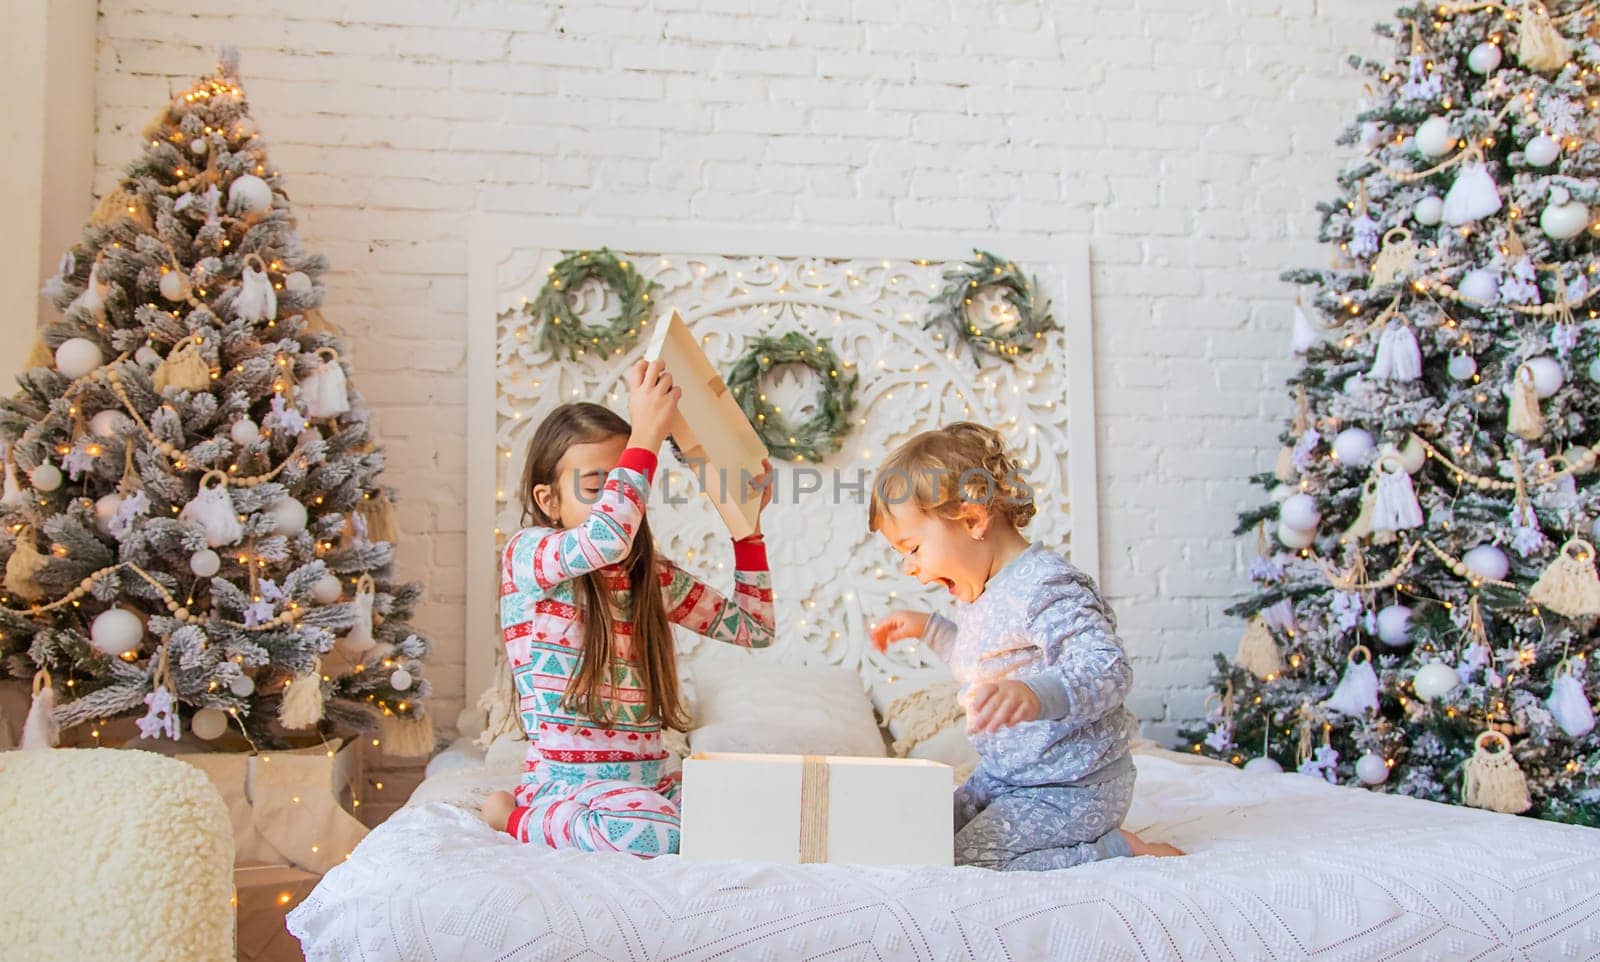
[289,226,1600,959]
[289,742,1600,960]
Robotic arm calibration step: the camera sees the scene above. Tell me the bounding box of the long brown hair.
[520,403,686,730]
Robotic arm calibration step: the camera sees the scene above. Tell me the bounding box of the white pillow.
[689,656,887,758]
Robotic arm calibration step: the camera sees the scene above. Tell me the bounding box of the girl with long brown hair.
[481,360,775,856]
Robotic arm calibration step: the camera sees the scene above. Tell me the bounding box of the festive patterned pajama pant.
[953,767,1135,871]
[506,773,682,858]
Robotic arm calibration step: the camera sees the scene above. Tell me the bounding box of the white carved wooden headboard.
[465,221,1097,705]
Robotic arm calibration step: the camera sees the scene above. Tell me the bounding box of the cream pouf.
[0,748,234,962]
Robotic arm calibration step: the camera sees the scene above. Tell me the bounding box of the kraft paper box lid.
[643,309,769,539]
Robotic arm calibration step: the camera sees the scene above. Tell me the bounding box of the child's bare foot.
[1123,829,1184,857]
[481,790,516,832]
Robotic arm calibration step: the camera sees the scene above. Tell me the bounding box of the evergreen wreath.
[525,249,655,361]
[925,250,1058,362]
[726,331,859,463]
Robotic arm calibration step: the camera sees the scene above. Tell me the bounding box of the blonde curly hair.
[868,422,1036,532]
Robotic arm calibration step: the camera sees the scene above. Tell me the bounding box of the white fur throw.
[0,748,235,961]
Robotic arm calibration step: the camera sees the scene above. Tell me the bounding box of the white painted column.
[0,0,96,388]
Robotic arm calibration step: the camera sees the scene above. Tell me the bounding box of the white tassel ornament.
[1547,664,1596,738]
[1370,322,1422,381]
[1462,730,1532,814]
[233,253,278,324]
[298,347,351,419]
[22,670,59,749]
[1518,0,1573,73]
[179,470,245,547]
[1509,364,1546,440]
[1372,454,1424,534]
[1236,616,1284,679]
[1324,645,1381,716]
[1346,476,1378,540]
[1291,303,1320,354]
[279,661,325,730]
[1528,539,1600,618]
[1441,162,1502,226]
[343,573,377,652]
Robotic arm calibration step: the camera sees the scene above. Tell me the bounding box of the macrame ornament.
[5,529,48,602]
[1370,321,1422,381]
[381,712,436,758]
[1462,730,1532,814]
[21,669,59,749]
[179,470,244,547]
[68,257,109,319]
[1372,453,1424,534]
[1369,228,1419,287]
[1547,661,1596,738]
[357,492,400,544]
[26,337,55,371]
[1346,476,1379,540]
[1291,301,1321,354]
[92,187,153,231]
[298,347,351,419]
[278,660,325,730]
[1236,616,1284,679]
[233,253,278,324]
[1442,161,1502,226]
[1518,1,1572,73]
[343,573,377,652]
[1509,363,1546,440]
[154,339,212,393]
[1528,538,1600,617]
[301,309,343,337]
[1324,645,1381,716]
[474,655,522,750]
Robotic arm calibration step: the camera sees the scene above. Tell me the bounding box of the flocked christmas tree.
[1186,2,1600,823]
[0,50,434,756]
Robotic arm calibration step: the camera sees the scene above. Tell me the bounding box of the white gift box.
[680,752,953,866]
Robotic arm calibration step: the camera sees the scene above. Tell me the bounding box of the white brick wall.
[93,0,1393,748]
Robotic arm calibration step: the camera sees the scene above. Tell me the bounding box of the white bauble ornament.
[229,674,255,697]
[1448,352,1478,381]
[230,418,260,446]
[90,607,143,656]
[1463,544,1510,581]
[284,271,313,294]
[1542,187,1590,240]
[158,270,189,301]
[89,410,128,438]
[1413,195,1444,226]
[1459,269,1500,305]
[391,668,413,691]
[1376,604,1413,646]
[311,573,343,604]
[1467,41,1503,74]
[267,496,308,536]
[135,345,163,368]
[30,463,61,492]
[1525,355,1565,398]
[1414,116,1457,157]
[1399,435,1426,474]
[54,338,103,379]
[1356,752,1391,785]
[1280,493,1321,532]
[1413,662,1460,701]
[228,174,273,214]
[1525,134,1561,167]
[1589,357,1600,384]
[1243,756,1284,774]
[189,549,221,578]
[1332,428,1376,466]
[1277,520,1316,549]
[191,138,209,156]
[191,707,228,741]
[94,494,122,535]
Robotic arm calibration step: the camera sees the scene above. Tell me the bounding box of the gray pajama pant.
[953,766,1136,871]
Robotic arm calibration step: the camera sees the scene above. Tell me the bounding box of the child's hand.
[626,360,681,451]
[870,609,930,652]
[747,458,774,535]
[965,680,1040,734]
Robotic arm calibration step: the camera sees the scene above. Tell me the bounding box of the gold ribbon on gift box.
[799,755,830,864]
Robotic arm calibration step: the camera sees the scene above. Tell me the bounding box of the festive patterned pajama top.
[924,542,1135,788]
[499,447,775,830]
